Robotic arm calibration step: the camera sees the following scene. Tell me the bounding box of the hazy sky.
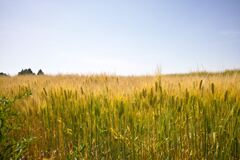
[1,0,240,75]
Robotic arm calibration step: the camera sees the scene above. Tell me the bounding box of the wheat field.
[0,72,240,159]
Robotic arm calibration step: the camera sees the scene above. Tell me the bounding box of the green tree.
[37,69,44,75]
[18,68,35,75]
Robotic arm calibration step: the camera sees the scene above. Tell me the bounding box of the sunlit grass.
[0,72,239,159]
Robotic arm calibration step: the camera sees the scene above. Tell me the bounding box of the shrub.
[0,88,34,159]
[37,69,44,75]
[0,72,8,76]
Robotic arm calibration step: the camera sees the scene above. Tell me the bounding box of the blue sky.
[0,0,240,75]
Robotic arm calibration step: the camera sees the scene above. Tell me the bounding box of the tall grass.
[0,87,34,159]
[0,73,239,159]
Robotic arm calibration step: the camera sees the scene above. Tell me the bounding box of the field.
[0,72,240,159]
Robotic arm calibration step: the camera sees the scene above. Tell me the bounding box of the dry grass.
[0,72,239,159]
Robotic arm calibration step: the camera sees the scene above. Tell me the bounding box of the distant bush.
[168,69,240,76]
[223,69,240,75]
[0,72,9,76]
[37,69,44,75]
[18,69,35,75]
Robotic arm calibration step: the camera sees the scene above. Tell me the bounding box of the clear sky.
[1,0,240,75]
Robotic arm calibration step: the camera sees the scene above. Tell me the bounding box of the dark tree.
[0,72,9,76]
[18,68,35,75]
[37,69,44,75]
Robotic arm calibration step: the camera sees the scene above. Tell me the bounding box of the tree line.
[0,69,44,76]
